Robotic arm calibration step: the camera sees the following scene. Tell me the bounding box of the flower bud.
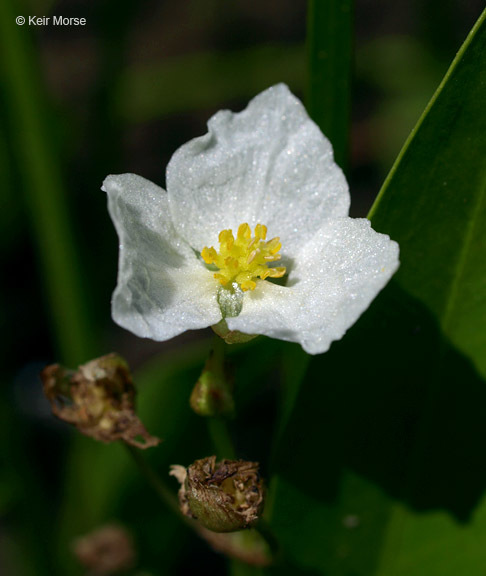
[170,456,264,533]
[41,353,160,449]
[190,351,234,417]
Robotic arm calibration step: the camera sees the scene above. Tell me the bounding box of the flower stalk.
[125,445,188,524]
[190,335,237,458]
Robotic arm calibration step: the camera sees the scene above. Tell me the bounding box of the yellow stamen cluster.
[201,223,286,291]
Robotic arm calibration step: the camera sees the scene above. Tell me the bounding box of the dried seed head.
[72,524,135,575]
[41,353,160,449]
[170,456,264,533]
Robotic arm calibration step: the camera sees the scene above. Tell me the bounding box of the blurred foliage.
[0,0,95,366]
[117,44,306,124]
[356,36,445,171]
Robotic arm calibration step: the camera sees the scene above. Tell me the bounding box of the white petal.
[103,174,221,340]
[227,219,399,354]
[166,84,350,255]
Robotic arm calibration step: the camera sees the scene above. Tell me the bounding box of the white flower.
[103,84,399,355]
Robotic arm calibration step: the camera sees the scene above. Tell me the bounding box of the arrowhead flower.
[103,84,399,354]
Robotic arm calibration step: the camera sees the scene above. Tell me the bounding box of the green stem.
[228,560,265,576]
[212,331,226,366]
[207,418,236,460]
[207,335,237,459]
[125,445,189,525]
[254,518,280,560]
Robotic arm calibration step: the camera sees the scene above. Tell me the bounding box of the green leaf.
[307,0,353,171]
[266,7,486,575]
[369,7,486,380]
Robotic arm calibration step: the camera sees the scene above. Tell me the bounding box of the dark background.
[1,1,484,574]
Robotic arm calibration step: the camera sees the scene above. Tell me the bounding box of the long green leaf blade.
[307,0,354,171]
[369,7,486,379]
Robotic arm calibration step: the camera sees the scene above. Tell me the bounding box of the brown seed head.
[170,456,264,533]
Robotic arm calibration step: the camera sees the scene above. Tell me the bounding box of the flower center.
[201,223,286,292]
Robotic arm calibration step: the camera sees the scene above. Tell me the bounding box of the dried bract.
[41,353,160,449]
